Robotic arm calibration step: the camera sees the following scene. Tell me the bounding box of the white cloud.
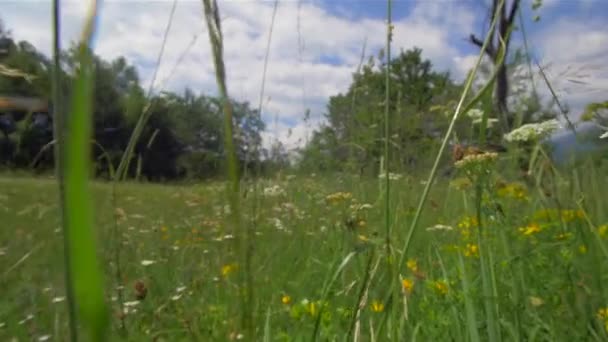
[533,18,608,116]
[2,0,481,150]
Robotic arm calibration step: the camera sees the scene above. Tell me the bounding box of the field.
[1,163,607,341]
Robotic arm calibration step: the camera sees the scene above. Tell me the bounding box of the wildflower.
[426,224,454,232]
[407,259,419,273]
[304,300,317,317]
[115,207,127,221]
[464,243,479,258]
[529,296,544,307]
[579,245,588,254]
[450,177,472,191]
[454,151,498,171]
[598,225,607,238]
[402,278,414,294]
[281,295,291,305]
[561,209,584,222]
[18,314,34,325]
[504,119,561,143]
[433,280,449,295]
[598,307,608,320]
[325,192,353,204]
[221,263,238,277]
[38,335,52,341]
[458,216,479,230]
[466,108,484,120]
[496,182,528,200]
[124,300,140,307]
[51,296,65,303]
[263,185,285,197]
[176,286,187,293]
[134,280,147,300]
[370,300,384,313]
[358,234,369,242]
[519,222,541,236]
[378,172,403,181]
[140,260,156,266]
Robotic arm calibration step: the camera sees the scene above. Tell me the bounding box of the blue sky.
[1,0,607,149]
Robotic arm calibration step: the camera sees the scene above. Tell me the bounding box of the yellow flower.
[433,280,449,295]
[458,216,478,230]
[529,296,544,307]
[598,225,607,238]
[519,222,541,236]
[402,279,414,294]
[306,301,317,317]
[221,263,238,277]
[358,235,369,242]
[464,243,479,258]
[357,220,367,228]
[325,192,353,204]
[370,300,384,313]
[598,307,608,320]
[496,182,528,200]
[579,245,587,254]
[160,226,168,233]
[407,259,419,273]
[281,295,291,305]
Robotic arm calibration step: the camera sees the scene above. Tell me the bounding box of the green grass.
[1,168,607,340]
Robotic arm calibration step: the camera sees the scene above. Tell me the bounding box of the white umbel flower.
[504,119,561,143]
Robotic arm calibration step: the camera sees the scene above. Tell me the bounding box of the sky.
[1,0,607,150]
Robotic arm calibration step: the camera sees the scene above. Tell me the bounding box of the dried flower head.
[134,280,147,300]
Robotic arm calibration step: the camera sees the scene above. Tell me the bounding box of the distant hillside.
[549,122,608,164]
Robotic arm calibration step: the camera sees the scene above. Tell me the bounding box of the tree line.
[0,19,290,181]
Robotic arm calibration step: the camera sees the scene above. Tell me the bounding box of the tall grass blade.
[395,0,507,279]
[201,0,250,338]
[51,1,78,340]
[62,1,109,340]
[115,0,177,181]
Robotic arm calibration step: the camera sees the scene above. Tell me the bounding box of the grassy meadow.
[1,0,608,341]
[1,162,608,340]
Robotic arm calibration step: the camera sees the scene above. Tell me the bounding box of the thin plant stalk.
[115,0,178,181]
[245,0,278,180]
[395,0,507,279]
[51,1,78,340]
[201,0,251,338]
[383,1,398,339]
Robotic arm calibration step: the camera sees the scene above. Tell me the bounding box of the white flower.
[18,314,34,325]
[52,296,65,303]
[124,301,140,307]
[263,185,285,197]
[140,260,156,266]
[426,224,454,232]
[466,108,484,120]
[378,172,403,180]
[176,286,187,293]
[171,294,182,301]
[472,117,499,128]
[38,335,51,341]
[504,119,561,143]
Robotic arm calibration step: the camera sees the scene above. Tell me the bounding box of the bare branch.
[469,34,495,59]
